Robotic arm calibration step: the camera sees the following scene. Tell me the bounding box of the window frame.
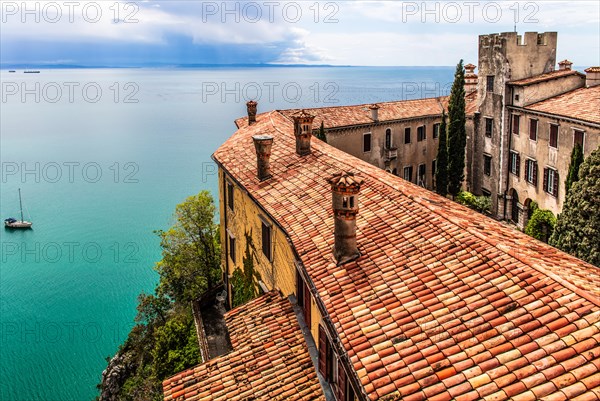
[363,132,372,153]
[385,128,392,149]
[483,154,492,176]
[260,218,272,262]
[433,123,440,139]
[485,117,493,138]
[417,163,426,186]
[486,75,494,92]
[403,166,413,183]
[509,151,520,176]
[525,159,538,186]
[512,114,520,135]
[573,129,585,151]
[417,125,426,142]
[227,181,235,212]
[549,124,559,149]
[228,232,236,263]
[529,119,538,141]
[544,167,559,197]
[404,127,411,144]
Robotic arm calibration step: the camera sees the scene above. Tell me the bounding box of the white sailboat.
[5,188,32,229]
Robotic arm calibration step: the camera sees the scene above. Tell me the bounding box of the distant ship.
[8,70,16,73]
[4,189,32,229]
[24,70,40,73]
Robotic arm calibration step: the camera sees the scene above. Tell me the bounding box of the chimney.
[584,67,600,87]
[369,104,380,122]
[292,110,315,156]
[328,172,364,265]
[464,63,478,94]
[558,59,573,71]
[252,135,273,181]
[246,100,257,125]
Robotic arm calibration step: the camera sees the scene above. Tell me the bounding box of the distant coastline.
[0,63,464,70]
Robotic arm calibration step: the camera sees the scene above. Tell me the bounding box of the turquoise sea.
[0,66,454,401]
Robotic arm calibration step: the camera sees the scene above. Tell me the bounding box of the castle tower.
[328,172,363,265]
[292,110,315,156]
[473,32,558,219]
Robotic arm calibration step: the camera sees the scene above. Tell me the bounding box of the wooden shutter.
[553,171,559,197]
[543,168,549,192]
[533,162,538,186]
[516,154,521,176]
[303,282,311,326]
[337,359,347,401]
[318,326,327,377]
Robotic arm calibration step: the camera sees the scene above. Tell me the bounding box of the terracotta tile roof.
[585,67,600,73]
[213,111,600,401]
[509,69,585,86]
[279,97,447,130]
[525,85,600,125]
[162,292,325,401]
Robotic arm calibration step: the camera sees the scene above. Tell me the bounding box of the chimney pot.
[558,59,573,71]
[584,67,600,87]
[328,172,364,265]
[247,100,257,125]
[252,135,273,181]
[292,110,315,156]
[369,104,380,122]
[464,63,478,94]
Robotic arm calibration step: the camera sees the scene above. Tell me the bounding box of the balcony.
[384,147,398,161]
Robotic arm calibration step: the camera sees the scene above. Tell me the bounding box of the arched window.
[385,128,392,149]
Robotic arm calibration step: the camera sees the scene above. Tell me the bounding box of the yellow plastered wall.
[220,168,296,297]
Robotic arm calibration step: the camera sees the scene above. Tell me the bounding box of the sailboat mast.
[19,188,24,222]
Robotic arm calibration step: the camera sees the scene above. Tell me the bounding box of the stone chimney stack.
[247,100,257,125]
[328,172,364,265]
[369,104,380,122]
[464,64,478,94]
[252,135,273,181]
[584,67,600,87]
[292,110,315,156]
[558,59,573,71]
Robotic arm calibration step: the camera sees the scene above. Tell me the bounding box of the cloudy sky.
[1,1,599,66]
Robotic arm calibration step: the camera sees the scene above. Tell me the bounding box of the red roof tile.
[162,292,325,401]
[525,85,600,125]
[213,110,600,401]
[509,69,585,86]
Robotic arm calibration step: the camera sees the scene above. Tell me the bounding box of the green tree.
[435,111,449,196]
[565,143,584,195]
[155,191,222,304]
[315,121,327,143]
[525,208,556,243]
[151,310,201,380]
[550,146,600,267]
[135,292,171,326]
[447,60,467,197]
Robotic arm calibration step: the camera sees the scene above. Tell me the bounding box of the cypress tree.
[435,111,448,196]
[549,146,600,267]
[315,121,327,143]
[447,60,467,197]
[565,143,583,194]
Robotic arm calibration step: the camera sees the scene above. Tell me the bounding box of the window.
[296,270,311,327]
[486,75,494,92]
[228,234,236,263]
[385,128,392,149]
[318,326,333,383]
[510,151,520,176]
[432,159,437,188]
[525,159,538,185]
[261,220,272,261]
[485,118,493,138]
[433,123,440,139]
[484,154,492,176]
[417,125,426,142]
[574,130,585,149]
[544,167,559,197]
[515,94,520,101]
[403,166,413,183]
[418,164,426,186]
[363,133,372,152]
[404,127,411,144]
[549,124,559,148]
[529,119,538,141]
[512,115,520,135]
[227,182,234,211]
